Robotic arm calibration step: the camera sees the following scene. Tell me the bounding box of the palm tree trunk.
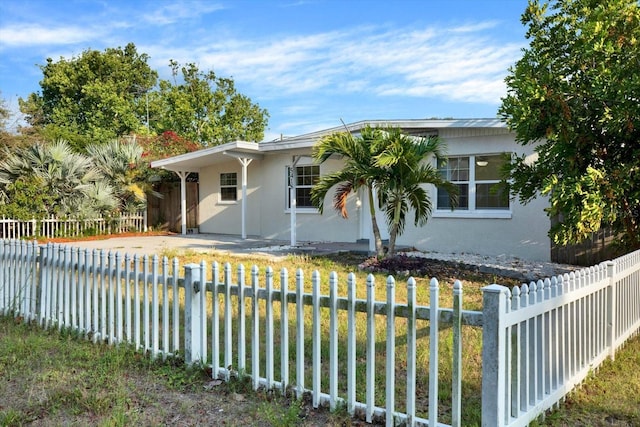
[388,225,398,257]
[367,188,384,257]
[387,198,402,257]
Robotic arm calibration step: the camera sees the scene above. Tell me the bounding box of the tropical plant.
[311,125,456,257]
[311,126,387,257]
[0,140,116,217]
[138,131,202,161]
[374,127,457,256]
[0,174,57,219]
[85,138,161,213]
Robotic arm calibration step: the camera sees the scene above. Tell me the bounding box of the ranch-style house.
[151,119,550,261]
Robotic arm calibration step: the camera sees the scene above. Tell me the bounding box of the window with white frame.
[220,172,237,202]
[286,164,320,209]
[437,154,509,211]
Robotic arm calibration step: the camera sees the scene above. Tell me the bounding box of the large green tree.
[311,126,455,257]
[155,61,269,145]
[19,48,269,149]
[499,0,640,250]
[19,43,157,150]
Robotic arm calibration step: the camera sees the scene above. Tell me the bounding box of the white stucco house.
[151,118,551,261]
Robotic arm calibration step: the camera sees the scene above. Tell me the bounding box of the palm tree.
[374,127,457,256]
[86,138,161,213]
[0,140,115,217]
[311,125,457,258]
[311,126,388,257]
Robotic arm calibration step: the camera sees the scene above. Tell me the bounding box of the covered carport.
[151,141,262,238]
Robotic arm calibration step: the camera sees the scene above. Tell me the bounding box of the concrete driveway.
[58,233,370,258]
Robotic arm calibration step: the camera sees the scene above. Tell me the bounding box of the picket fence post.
[184,263,203,365]
[481,284,509,427]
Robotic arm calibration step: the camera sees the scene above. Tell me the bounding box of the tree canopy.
[18,44,269,151]
[19,43,157,150]
[155,61,269,145]
[499,0,640,250]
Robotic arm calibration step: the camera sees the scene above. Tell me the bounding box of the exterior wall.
[395,128,551,261]
[257,151,362,242]
[398,197,550,261]
[198,159,263,235]
[193,125,551,261]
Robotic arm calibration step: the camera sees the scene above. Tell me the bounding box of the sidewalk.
[55,233,371,257]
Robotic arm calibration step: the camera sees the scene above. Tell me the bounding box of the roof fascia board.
[150,140,260,169]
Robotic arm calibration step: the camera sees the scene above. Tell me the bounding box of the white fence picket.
[329,271,339,411]
[295,268,305,399]
[225,263,234,382]
[280,268,289,394]
[365,273,376,424]
[385,275,396,427]
[2,240,640,427]
[0,212,146,240]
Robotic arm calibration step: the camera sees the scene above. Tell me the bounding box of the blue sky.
[0,0,530,141]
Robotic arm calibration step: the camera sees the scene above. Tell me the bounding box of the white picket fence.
[482,250,640,426]
[1,239,639,426]
[0,212,147,240]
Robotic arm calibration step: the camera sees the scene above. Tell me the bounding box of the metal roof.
[151,118,507,172]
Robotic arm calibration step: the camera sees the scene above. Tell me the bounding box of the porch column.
[238,158,253,239]
[176,171,191,235]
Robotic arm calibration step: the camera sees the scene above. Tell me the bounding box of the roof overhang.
[150,118,508,171]
[259,118,506,150]
[150,140,263,173]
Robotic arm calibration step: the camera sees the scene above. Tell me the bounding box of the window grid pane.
[288,165,320,208]
[475,183,509,210]
[437,155,509,212]
[220,187,237,201]
[475,155,505,181]
[220,172,237,201]
[437,184,468,210]
[220,173,237,186]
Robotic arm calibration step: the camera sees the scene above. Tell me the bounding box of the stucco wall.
[194,127,551,261]
[256,152,362,242]
[198,158,262,236]
[397,197,551,261]
[395,128,551,261]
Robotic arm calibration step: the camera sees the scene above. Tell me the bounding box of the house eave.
[151,118,508,169]
[150,140,261,172]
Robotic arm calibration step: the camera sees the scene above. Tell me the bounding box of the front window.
[220,172,237,202]
[437,154,509,211]
[286,165,320,208]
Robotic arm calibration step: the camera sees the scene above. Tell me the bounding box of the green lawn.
[1,249,639,426]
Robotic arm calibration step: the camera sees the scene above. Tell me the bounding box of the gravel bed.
[404,251,579,282]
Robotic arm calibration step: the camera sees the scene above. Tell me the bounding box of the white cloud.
[0,24,101,47]
[142,1,225,25]
[159,23,522,105]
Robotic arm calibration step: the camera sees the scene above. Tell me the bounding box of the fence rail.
[0,212,147,240]
[1,239,639,426]
[482,257,640,426]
